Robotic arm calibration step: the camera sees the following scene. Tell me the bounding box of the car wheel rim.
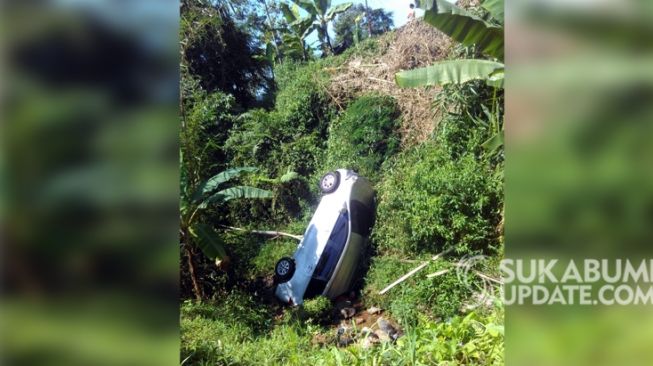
[322,175,335,189]
[277,261,289,276]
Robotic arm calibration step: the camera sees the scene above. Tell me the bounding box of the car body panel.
[275,169,374,305]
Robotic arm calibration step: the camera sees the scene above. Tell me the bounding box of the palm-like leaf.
[280,2,298,23]
[325,2,352,21]
[482,0,504,24]
[191,224,227,262]
[316,0,330,15]
[291,17,314,38]
[192,167,258,201]
[418,0,504,60]
[201,186,272,208]
[396,59,504,87]
[291,0,317,15]
[217,186,273,201]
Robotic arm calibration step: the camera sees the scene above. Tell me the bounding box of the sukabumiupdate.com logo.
[501,259,653,305]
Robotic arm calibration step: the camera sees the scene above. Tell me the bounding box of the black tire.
[319,171,340,194]
[274,257,295,283]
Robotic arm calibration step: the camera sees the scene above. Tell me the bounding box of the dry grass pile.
[326,19,453,146]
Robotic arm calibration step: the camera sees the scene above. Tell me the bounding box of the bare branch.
[221,225,303,241]
[378,248,453,295]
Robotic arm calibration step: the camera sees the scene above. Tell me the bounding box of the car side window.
[312,210,349,281]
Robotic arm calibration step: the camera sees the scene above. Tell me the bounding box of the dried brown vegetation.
[326,19,453,146]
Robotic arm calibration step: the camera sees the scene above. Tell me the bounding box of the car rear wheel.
[275,257,295,283]
[320,171,340,194]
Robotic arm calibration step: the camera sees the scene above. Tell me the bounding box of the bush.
[323,94,401,182]
[301,296,333,323]
[363,256,471,323]
[224,61,335,227]
[373,131,502,256]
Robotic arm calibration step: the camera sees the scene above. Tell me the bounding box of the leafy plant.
[396,0,505,88]
[180,1,272,108]
[279,2,315,61]
[323,94,401,182]
[333,4,394,50]
[287,0,353,54]
[180,166,272,299]
[301,296,333,323]
[372,135,502,256]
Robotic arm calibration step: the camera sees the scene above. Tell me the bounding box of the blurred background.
[1,1,180,365]
[507,0,653,365]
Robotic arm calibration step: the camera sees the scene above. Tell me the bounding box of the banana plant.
[279,2,314,60]
[395,0,505,154]
[180,167,272,271]
[395,0,504,88]
[286,0,352,54]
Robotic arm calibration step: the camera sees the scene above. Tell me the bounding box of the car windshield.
[312,210,349,282]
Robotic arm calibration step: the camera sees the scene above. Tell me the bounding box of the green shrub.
[373,136,502,256]
[302,296,333,323]
[323,94,401,182]
[363,256,471,323]
[224,61,335,227]
[180,293,272,364]
[249,239,298,278]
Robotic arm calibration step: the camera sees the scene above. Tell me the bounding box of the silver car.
[274,169,375,305]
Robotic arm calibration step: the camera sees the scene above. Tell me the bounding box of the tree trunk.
[185,245,204,301]
[323,23,333,54]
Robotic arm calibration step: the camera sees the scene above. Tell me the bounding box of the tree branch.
[221,225,303,241]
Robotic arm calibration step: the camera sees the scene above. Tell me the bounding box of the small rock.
[377,317,403,342]
[337,325,349,336]
[377,317,397,335]
[337,336,354,347]
[340,306,356,319]
[360,332,380,349]
[360,326,374,335]
[355,317,364,325]
[367,306,382,315]
[375,329,391,343]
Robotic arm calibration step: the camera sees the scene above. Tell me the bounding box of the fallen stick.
[378,248,453,295]
[368,77,394,85]
[378,261,429,295]
[221,226,303,241]
[474,271,503,284]
[426,269,450,278]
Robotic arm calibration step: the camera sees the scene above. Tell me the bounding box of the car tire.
[319,171,340,194]
[274,257,295,283]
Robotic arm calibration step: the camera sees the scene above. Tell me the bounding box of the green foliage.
[224,61,334,226]
[418,0,504,60]
[302,296,333,323]
[228,62,332,176]
[333,4,394,50]
[363,256,471,323]
[181,295,272,364]
[396,59,504,88]
[373,123,502,256]
[180,84,236,188]
[323,94,401,182]
[248,239,298,277]
[398,0,505,88]
[181,297,503,365]
[180,1,271,108]
[288,0,353,54]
